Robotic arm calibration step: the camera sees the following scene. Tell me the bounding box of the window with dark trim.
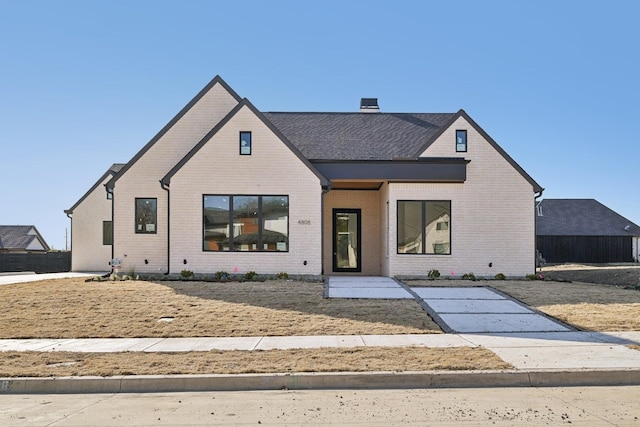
[103,221,113,245]
[456,130,467,152]
[203,195,289,252]
[240,131,252,155]
[397,200,451,254]
[135,198,157,234]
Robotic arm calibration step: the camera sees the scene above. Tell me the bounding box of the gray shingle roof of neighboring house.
[0,225,50,252]
[536,199,640,236]
[262,112,457,160]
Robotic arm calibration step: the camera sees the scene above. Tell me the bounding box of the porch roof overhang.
[311,157,469,184]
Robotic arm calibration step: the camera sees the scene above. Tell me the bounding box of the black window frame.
[202,194,289,252]
[239,131,252,155]
[456,129,467,153]
[102,221,113,246]
[135,198,158,234]
[397,200,452,255]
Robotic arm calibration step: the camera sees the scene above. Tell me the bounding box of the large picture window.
[203,195,289,252]
[135,198,157,234]
[397,200,451,254]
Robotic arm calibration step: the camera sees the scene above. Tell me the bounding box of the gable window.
[456,130,467,152]
[397,200,451,254]
[203,195,288,252]
[135,198,157,234]
[103,221,113,245]
[240,131,252,155]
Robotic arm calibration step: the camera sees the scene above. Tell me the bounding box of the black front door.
[332,209,361,272]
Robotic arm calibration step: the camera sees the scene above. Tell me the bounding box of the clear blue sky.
[1,0,638,250]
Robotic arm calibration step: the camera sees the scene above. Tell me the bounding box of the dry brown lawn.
[408,279,640,332]
[0,278,439,338]
[2,272,639,377]
[0,347,509,377]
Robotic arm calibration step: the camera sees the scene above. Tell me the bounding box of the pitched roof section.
[413,109,543,193]
[262,112,456,161]
[161,99,330,187]
[264,110,542,193]
[106,75,242,189]
[536,199,640,236]
[65,163,125,214]
[0,225,50,251]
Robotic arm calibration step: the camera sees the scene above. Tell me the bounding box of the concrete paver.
[439,313,570,333]
[327,276,413,298]
[425,299,533,314]
[412,287,504,300]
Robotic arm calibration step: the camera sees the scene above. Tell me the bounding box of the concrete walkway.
[327,276,573,334]
[0,272,99,286]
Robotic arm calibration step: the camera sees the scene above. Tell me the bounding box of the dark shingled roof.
[263,112,456,160]
[536,199,640,236]
[0,225,50,251]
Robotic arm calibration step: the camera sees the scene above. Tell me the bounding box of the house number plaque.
[297,220,311,225]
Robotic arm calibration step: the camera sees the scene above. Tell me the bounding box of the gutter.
[534,189,545,273]
[160,181,170,275]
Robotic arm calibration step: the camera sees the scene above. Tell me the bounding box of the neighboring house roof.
[0,225,50,251]
[536,199,640,236]
[65,163,125,214]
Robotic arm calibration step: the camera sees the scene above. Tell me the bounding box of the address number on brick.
[297,220,311,225]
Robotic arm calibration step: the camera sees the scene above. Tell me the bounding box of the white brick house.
[65,76,543,277]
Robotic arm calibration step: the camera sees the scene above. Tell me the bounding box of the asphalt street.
[2,386,640,426]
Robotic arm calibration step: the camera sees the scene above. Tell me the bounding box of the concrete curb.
[3,369,640,394]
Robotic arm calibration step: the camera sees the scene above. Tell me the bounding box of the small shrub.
[180,269,194,279]
[275,271,289,280]
[462,272,476,281]
[526,273,544,281]
[244,271,259,281]
[427,269,441,279]
[214,271,230,280]
[494,273,506,280]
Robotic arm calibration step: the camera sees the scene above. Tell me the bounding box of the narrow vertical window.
[456,130,467,152]
[203,196,231,251]
[240,131,252,155]
[135,198,157,234]
[103,221,113,245]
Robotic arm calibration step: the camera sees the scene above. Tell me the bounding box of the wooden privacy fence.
[537,235,633,263]
[0,252,71,273]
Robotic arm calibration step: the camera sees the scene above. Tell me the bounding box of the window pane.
[262,196,288,251]
[232,196,259,251]
[397,201,422,253]
[240,131,252,155]
[135,198,157,233]
[103,221,113,245]
[203,196,230,251]
[456,130,467,152]
[425,201,451,254]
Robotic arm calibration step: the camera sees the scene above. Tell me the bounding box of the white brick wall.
[112,82,240,274]
[168,105,323,275]
[386,116,536,277]
[69,174,113,272]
